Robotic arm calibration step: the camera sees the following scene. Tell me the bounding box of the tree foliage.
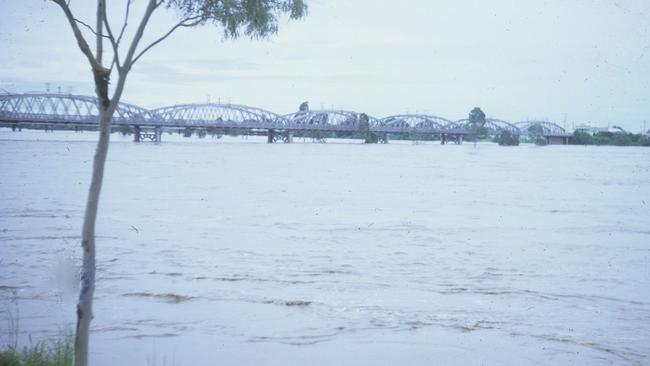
[358,113,378,143]
[167,0,307,38]
[527,124,544,138]
[358,113,370,133]
[571,131,593,145]
[496,130,520,146]
[468,107,486,126]
[527,124,547,145]
[467,107,487,141]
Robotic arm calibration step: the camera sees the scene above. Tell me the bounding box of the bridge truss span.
[514,121,570,137]
[282,110,380,131]
[449,118,520,136]
[377,114,453,133]
[0,92,151,125]
[149,103,284,128]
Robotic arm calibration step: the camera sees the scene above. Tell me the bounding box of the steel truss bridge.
[0,92,572,143]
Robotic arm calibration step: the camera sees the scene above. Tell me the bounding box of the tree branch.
[116,0,133,46]
[96,0,104,65]
[74,17,110,39]
[108,0,160,110]
[93,0,112,109]
[51,0,104,73]
[100,2,121,72]
[130,16,203,67]
[118,0,159,78]
[108,57,118,75]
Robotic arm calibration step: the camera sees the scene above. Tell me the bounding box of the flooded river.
[1,130,649,365]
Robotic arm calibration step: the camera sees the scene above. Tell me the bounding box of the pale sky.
[1,0,649,131]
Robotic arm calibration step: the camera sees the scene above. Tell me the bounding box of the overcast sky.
[1,0,649,131]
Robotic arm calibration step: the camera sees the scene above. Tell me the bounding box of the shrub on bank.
[496,130,520,146]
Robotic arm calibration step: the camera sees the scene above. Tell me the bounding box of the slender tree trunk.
[50,1,162,363]
[75,103,113,366]
[70,3,151,362]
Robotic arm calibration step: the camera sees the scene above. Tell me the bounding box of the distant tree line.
[571,131,650,146]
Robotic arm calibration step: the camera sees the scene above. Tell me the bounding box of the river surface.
[1,130,649,365]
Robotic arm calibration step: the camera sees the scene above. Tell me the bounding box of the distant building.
[574,124,632,135]
[546,135,570,145]
[574,124,611,135]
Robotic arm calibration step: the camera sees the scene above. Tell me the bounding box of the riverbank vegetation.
[0,334,73,366]
[571,131,650,146]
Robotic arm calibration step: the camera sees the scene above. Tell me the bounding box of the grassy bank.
[0,334,73,366]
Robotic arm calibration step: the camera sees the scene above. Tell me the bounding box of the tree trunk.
[51,1,159,363]
[75,106,113,366]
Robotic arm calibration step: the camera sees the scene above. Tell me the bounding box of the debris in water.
[122,292,193,303]
[264,299,312,307]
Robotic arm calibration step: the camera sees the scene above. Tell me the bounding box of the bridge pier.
[132,126,161,143]
[268,130,293,143]
[441,134,462,144]
[380,132,389,144]
[364,132,379,144]
[154,126,162,144]
[133,125,141,143]
[11,123,21,132]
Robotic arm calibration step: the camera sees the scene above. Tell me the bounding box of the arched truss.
[377,114,453,133]
[149,103,283,128]
[0,93,150,124]
[282,110,380,131]
[449,118,520,135]
[514,121,568,136]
